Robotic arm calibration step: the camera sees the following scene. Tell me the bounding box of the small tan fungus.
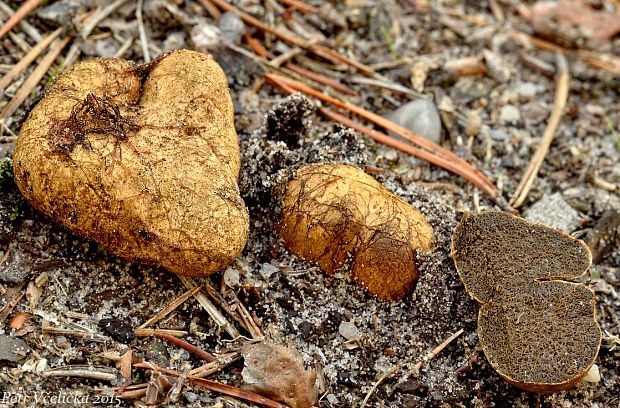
[278,163,433,301]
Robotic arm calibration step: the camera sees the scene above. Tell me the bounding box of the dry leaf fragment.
[529,0,620,46]
[241,341,317,408]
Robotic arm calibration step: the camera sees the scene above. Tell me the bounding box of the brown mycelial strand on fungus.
[278,163,433,301]
[451,211,601,393]
[13,50,249,279]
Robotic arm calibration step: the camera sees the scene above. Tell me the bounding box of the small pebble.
[338,321,361,341]
[517,82,538,102]
[0,334,30,362]
[523,193,581,233]
[483,49,511,83]
[451,77,490,104]
[218,12,246,45]
[499,105,521,126]
[387,99,442,144]
[183,392,198,403]
[583,364,601,383]
[521,101,549,126]
[36,0,82,27]
[223,267,240,288]
[162,32,186,52]
[465,111,482,137]
[327,394,339,404]
[0,248,33,284]
[259,263,279,280]
[35,358,48,373]
[490,129,509,142]
[190,23,221,50]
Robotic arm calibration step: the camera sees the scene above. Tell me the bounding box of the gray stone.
[524,193,581,233]
[36,0,85,27]
[387,99,442,144]
[0,335,30,362]
[0,247,33,284]
[223,267,240,288]
[162,32,186,52]
[451,77,490,104]
[517,82,538,101]
[483,49,511,83]
[499,105,521,126]
[219,12,246,45]
[338,321,361,341]
[190,23,222,50]
[259,263,279,280]
[489,129,509,141]
[183,392,198,403]
[521,101,549,126]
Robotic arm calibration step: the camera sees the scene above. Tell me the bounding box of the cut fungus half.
[451,211,601,392]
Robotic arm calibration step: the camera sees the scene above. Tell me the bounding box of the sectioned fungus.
[451,211,602,392]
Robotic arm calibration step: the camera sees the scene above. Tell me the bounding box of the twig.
[284,63,357,95]
[244,33,269,57]
[235,300,263,339]
[276,0,320,14]
[318,107,488,190]
[134,363,288,408]
[178,276,240,339]
[265,73,498,197]
[1,121,18,138]
[200,281,251,333]
[134,328,188,337]
[0,36,71,122]
[0,284,24,322]
[0,0,42,43]
[136,0,150,62]
[243,33,357,95]
[154,333,217,362]
[489,0,504,22]
[42,323,110,342]
[168,363,191,403]
[208,0,374,75]
[362,328,464,407]
[198,0,222,19]
[81,0,130,39]
[42,366,117,382]
[8,30,31,53]
[189,352,241,378]
[113,37,134,59]
[349,75,426,99]
[115,383,148,399]
[0,0,42,41]
[138,286,201,329]
[359,364,403,408]
[410,328,465,375]
[510,53,569,207]
[511,31,620,75]
[269,47,303,67]
[0,27,63,93]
